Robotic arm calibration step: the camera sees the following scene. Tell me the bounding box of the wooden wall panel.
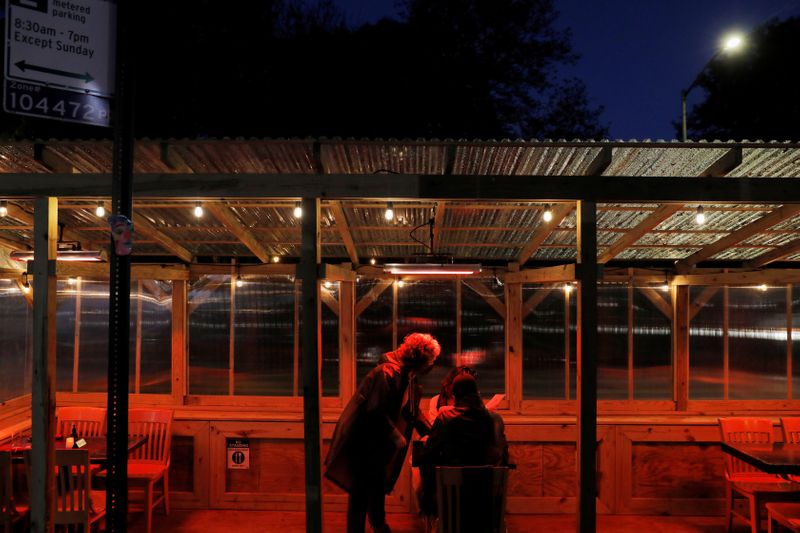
[169,420,210,509]
[543,445,577,497]
[226,440,305,494]
[170,435,194,492]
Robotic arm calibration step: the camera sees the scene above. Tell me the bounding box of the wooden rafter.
[689,286,720,321]
[131,213,194,263]
[517,202,573,265]
[745,238,800,268]
[354,280,393,317]
[462,279,505,319]
[598,204,683,264]
[328,201,358,265]
[522,288,554,319]
[431,201,446,253]
[5,203,91,252]
[205,204,270,263]
[0,234,29,251]
[505,264,575,284]
[636,287,672,319]
[584,146,613,176]
[598,148,742,264]
[676,204,800,271]
[320,289,339,316]
[159,141,194,172]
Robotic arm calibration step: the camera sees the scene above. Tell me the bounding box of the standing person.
[325,332,441,533]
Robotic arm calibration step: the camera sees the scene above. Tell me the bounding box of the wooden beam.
[689,286,720,321]
[636,287,672,319]
[53,263,189,280]
[517,202,573,265]
[676,204,800,271]
[192,263,295,278]
[354,280,393,317]
[339,281,356,402]
[320,263,356,282]
[462,279,506,319]
[745,238,800,268]
[673,269,800,286]
[432,201,446,252]
[159,141,194,172]
[131,213,194,263]
[4,173,800,202]
[598,204,682,264]
[5,202,89,252]
[171,280,188,404]
[522,288,554,319]
[30,197,57,533]
[584,146,613,176]
[697,147,743,177]
[505,282,522,411]
[320,288,339,316]
[328,201,358,265]
[0,233,30,251]
[504,264,575,284]
[205,204,271,263]
[33,143,77,173]
[674,285,690,411]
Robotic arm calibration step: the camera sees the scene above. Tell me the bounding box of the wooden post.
[299,198,323,533]
[456,279,462,365]
[673,285,690,410]
[71,277,81,393]
[505,281,523,412]
[576,200,597,533]
[339,280,356,402]
[565,288,571,400]
[627,281,634,400]
[723,286,729,400]
[171,280,188,403]
[788,284,793,400]
[31,196,57,533]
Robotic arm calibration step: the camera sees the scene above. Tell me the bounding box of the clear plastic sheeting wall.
[632,287,672,399]
[460,280,504,396]
[355,279,393,385]
[0,281,32,402]
[56,279,172,394]
[522,285,576,399]
[690,285,790,400]
[188,276,231,395]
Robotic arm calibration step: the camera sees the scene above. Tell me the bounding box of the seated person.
[427,366,504,421]
[416,372,509,519]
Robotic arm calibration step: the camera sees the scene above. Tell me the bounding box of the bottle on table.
[70,424,79,449]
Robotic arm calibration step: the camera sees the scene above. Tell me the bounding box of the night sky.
[338,0,800,140]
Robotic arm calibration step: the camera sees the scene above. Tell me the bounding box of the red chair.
[767,503,800,533]
[55,406,107,438]
[54,449,105,532]
[781,418,800,444]
[719,418,800,533]
[0,451,28,533]
[128,409,173,533]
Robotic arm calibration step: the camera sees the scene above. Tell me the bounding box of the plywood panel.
[508,443,543,497]
[170,435,194,493]
[543,444,577,497]
[227,440,306,494]
[632,443,724,499]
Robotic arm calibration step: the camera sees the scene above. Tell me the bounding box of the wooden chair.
[0,451,28,533]
[55,407,107,438]
[719,418,800,533]
[435,466,508,533]
[54,449,105,532]
[128,409,173,533]
[767,503,800,533]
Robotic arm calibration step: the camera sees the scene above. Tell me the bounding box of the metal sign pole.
[106,0,133,530]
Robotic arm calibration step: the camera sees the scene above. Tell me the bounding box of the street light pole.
[680,33,745,141]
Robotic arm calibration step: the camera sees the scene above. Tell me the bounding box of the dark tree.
[0,0,606,139]
[682,16,800,141]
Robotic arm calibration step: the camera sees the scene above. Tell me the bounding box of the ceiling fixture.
[384,263,481,275]
[293,202,303,218]
[758,283,768,292]
[95,202,105,218]
[235,276,244,288]
[271,255,280,263]
[323,280,333,289]
[542,204,553,222]
[21,273,30,294]
[695,205,705,225]
[384,202,394,221]
[0,201,7,217]
[11,249,104,262]
[396,280,405,288]
[193,202,204,218]
[369,258,377,266]
[564,283,573,294]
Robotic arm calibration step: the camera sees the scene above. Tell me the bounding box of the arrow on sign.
[14,60,94,83]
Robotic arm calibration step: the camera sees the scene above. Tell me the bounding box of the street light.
[681,32,745,141]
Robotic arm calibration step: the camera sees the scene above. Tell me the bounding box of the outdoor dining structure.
[1,138,800,532]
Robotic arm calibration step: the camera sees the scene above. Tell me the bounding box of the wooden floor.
[131,510,755,532]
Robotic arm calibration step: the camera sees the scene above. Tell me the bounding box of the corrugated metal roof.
[0,139,797,265]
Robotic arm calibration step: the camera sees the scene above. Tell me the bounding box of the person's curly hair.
[395,332,441,370]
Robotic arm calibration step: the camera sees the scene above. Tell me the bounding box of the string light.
[564,283,573,294]
[67,277,77,285]
[661,283,670,292]
[370,258,377,265]
[396,279,405,288]
[695,205,705,225]
[271,255,280,263]
[542,204,553,222]
[235,276,243,288]
[0,201,8,217]
[21,273,30,294]
[384,202,394,221]
[758,284,768,292]
[293,202,303,218]
[193,202,204,218]
[95,202,105,218]
[323,281,333,289]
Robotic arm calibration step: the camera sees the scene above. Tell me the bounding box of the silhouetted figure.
[325,332,441,533]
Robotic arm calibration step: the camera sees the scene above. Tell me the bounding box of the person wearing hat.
[325,332,441,533]
[416,371,509,521]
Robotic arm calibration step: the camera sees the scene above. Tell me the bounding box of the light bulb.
[758,284,768,292]
[323,281,333,289]
[370,258,377,265]
[0,201,7,217]
[95,203,105,218]
[397,280,405,288]
[542,204,553,223]
[293,203,303,218]
[564,283,573,294]
[193,203,204,218]
[384,202,394,221]
[67,277,77,285]
[661,284,670,292]
[235,277,243,288]
[272,255,280,263]
[695,206,705,225]
[21,283,30,294]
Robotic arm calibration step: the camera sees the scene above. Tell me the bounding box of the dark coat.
[324,353,430,495]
